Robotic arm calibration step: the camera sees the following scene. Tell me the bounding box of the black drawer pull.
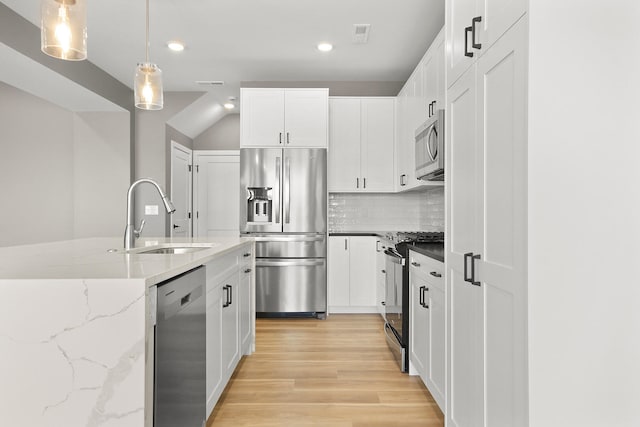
[472,16,482,49]
[243,252,251,257]
[464,26,473,58]
[411,261,420,267]
[430,271,442,278]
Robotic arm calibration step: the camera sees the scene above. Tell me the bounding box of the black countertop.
[407,242,445,263]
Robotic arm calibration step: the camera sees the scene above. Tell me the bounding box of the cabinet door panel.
[221,275,240,376]
[477,20,528,427]
[205,289,222,416]
[361,98,395,192]
[410,277,429,378]
[447,0,477,87]
[428,281,446,410]
[241,89,285,147]
[481,0,527,51]
[284,90,328,147]
[328,237,350,306]
[449,271,484,427]
[348,236,377,307]
[239,267,252,354]
[328,98,361,191]
[447,68,478,259]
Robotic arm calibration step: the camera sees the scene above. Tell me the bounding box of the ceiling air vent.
[195,81,225,86]
[353,24,371,43]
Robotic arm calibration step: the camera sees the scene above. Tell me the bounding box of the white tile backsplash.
[329,187,444,232]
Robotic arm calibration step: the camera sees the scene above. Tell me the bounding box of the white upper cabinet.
[241,88,328,147]
[328,97,395,192]
[396,28,445,192]
[447,0,527,87]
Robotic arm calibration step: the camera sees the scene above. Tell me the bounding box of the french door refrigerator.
[240,148,327,317]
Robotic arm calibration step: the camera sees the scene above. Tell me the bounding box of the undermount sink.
[137,246,209,255]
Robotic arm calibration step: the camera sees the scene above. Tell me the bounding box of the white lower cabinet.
[409,250,445,412]
[205,243,254,417]
[328,236,377,313]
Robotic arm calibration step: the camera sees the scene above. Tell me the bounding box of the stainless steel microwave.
[415,109,444,181]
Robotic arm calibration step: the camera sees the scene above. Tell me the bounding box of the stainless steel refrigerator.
[240,148,327,317]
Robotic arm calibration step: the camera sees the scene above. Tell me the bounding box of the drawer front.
[409,250,444,287]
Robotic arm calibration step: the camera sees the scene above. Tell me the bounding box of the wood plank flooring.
[207,314,444,426]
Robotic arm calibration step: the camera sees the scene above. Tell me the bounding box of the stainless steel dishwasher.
[155,266,206,427]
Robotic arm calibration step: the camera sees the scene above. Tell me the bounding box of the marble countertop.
[0,236,253,285]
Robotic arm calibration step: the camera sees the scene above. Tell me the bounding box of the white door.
[360,98,395,192]
[447,0,478,87]
[170,142,192,238]
[476,20,527,427]
[284,89,328,147]
[194,151,240,237]
[328,98,361,191]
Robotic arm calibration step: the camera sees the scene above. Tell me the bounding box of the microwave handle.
[425,125,438,161]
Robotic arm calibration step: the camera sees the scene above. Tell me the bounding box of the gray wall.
[0,82,129,247]
[193,114,240,150]
[134,92,202,237]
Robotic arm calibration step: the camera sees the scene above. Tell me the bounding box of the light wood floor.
[207,314,444,427]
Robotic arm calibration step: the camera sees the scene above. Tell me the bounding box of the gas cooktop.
[385,231,445,245]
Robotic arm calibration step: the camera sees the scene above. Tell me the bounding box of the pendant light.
[134,0,163,110]
[41,0,87,61]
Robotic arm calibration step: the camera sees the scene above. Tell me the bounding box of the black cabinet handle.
[464,252,473,283]
[472,254,481,286]
[464,26,473,58]
[228,284,233,305]
[243,252,251,257]
[472,16,482,50]
[222,285,230,307]
[381,269,386,274]
[419,285,425,307]
[411,261,420,267]
[428,102,432,117]
[430,271,442,278]
[244,268,252,274]
[381,301,386,306]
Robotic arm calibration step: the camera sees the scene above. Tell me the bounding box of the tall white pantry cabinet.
[446,1,640,427]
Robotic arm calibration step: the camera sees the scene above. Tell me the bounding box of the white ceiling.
[1,0,444,135]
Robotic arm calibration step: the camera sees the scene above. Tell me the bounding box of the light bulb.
[54,6,72,55]
[142,81,154,104]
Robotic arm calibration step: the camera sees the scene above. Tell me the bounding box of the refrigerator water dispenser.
[247,187,272,223]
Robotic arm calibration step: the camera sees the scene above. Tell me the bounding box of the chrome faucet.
[124,178,176,250]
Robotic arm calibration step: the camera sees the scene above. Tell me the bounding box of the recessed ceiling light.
[224,103,235,110]
[167,41,185,52]
[317,43,333,52]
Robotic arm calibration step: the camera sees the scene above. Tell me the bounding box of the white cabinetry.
[329,97,395,192]
[409,250,445,412]
[240,88,328,147]
[396,29,445,191]
[446,0,527,86]
[205,243,254,417]
[328,236,377,313]
[446,18,527,427]
[375,238,392,318]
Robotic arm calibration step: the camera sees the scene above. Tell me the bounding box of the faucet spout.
[124,178,175,250]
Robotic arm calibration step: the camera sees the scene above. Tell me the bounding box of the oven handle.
[384,248,405,264]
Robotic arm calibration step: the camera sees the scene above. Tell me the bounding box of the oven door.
[384,248,404,338]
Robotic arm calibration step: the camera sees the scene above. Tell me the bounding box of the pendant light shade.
[135,0,163,110]
[41,0,87,61]
[134,63,164,110]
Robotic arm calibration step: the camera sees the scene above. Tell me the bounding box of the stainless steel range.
[383,231,444,372]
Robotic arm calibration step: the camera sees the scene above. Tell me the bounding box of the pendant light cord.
[145,0,150,64]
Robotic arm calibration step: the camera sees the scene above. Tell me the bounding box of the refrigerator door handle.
[275,157,281,224]
[256,259,325,267]
[284,156,291,224]
[252,235,325,242]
